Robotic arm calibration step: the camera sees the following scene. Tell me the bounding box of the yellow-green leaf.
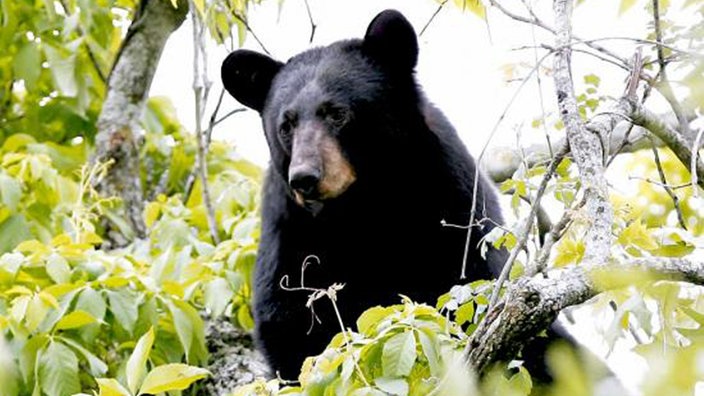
[193,0,205,17]
[356,306,394,336]
[96,378,132,396]
[553,238,585,267]
[144,202,161,228]
[618,220,658,251]
[55,310,98,330]
[452,0,486,19]
[127,327,155,395]
[137,364,209,395]
[382,330,417,377]
[619,0,637,15]
[15,240,50,255]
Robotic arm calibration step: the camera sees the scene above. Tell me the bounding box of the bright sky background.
[152,0,659,167]
[150,1,693,393]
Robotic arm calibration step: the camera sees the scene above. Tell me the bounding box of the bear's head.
[222,10,422,213]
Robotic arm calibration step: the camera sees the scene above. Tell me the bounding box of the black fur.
[222,9,507,379]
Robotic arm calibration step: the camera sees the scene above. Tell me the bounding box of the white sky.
[152,0,658,167]
[150,1,694,393]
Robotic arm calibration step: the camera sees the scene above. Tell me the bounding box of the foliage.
[0,132,261,395]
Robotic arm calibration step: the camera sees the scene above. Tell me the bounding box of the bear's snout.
[289,167,321,198]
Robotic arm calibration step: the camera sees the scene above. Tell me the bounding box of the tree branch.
[648,136,688,229]
[488,146,568,309]
[466,257,704,373]
[625,97,704,191]
[191,2,221,245]
[552,0,612,267]
[94,0,188,245]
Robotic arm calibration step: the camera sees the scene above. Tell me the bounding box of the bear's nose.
[289,170,320,198]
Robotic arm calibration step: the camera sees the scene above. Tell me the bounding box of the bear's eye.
[279,121,293,138]
[278,111,297,143]
[321,105,350,128]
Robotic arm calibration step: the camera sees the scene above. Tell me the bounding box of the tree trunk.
[94,0,188,245]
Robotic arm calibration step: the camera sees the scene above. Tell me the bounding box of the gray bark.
[551,0,613,268]
[466,257,704,373]
[94,0,188,244]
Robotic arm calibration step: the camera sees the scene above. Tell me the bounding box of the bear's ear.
[363,9,418,71]
[221,49,283,112]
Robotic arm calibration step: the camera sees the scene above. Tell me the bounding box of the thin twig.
[579,36,702,59]
[190,3,220,245]
[420,0,448,37]
[206,89,226,146]
[627,176,693,190]
[461,49,554,279]
[648,136,688,229]
[488,146,568,310]
[213,107,247,128]
[527,3,554,160]
[652,0,694,184]
[486,0,629,68]
[693,128,704,196]
[530,196,586,276]
[279,256,371,388]
[232,12,271,55]
[58,0,106,83]
[303,0,317,43]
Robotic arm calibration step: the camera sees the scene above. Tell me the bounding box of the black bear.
[221,9,508,379]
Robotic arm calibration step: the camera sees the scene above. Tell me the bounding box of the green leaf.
[374,377,409,396]
[43,45,78,97]
[126,327,155,395]
[455,302,475,326]
[0,214,32,254]
[13,42,41,90]
[417,330,440,377]
[382,330,417,377]
[59,337,108,377]
[106,289,141,335]
[26,294,51,332]
[204,277,233,317]
[167,299,207,364]
[19,335,49,386]
[55,310,97,330]
[508,366,533,394]
[0,174,22,211]
[38,341,81,396]
[356,306,394,336]
[137,364,209,395]
[75,287,107,342]
[350,388,387,396]
[46,253,71,284]
[167,299,193,359]
[96,378,132,396]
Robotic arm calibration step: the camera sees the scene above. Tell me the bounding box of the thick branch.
[94,0,188,244]
[485,112,697,184]
[625,98,704,191]
[466,257,704,373]
[552,0,612,266]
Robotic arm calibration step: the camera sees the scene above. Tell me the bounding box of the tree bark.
[94,0,188,244]
[466,257,704,373]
